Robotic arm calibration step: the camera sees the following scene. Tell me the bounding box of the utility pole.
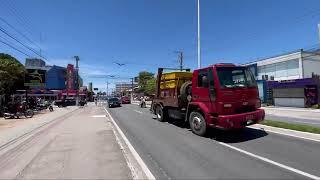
[131,78,134,102]
[174,51,184,71]
[106,81,109,97]
[197,0,201,68]
[74,56,80,106]
[178,51,183,71]
[318,24,320,47]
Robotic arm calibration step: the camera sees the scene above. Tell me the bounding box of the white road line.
[134,110,143,114]
[91,115,106,118]
[218,142,320,180]
[104,108,155,180]
[249,126,320,143]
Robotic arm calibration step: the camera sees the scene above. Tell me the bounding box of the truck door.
[193,69,210,103]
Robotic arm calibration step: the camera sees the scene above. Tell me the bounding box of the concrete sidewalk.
[0,104,132,179]
[0,106,78,147]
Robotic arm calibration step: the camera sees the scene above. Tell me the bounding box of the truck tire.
[189,111,207,136]
[180,81,192,104]
[155,105,166,122]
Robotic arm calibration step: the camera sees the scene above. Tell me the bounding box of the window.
[198,70,209,87]
[217,67,257,88]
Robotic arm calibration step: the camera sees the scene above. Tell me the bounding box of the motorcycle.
[140,99,146,108]
[30,100,53,112]
[3,102,34,119]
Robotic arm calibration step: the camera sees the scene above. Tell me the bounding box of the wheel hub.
[192,116,202,130]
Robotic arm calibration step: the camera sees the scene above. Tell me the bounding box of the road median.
[251,120,320,142]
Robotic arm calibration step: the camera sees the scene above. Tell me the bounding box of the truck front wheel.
[155,105,165,122]
[189,112,207,136]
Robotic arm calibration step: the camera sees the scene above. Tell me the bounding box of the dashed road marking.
[218,141,320,180]
[134,110,143,114]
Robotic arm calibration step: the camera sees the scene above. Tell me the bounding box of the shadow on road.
[166,118,268,143]
[206,128,268,143]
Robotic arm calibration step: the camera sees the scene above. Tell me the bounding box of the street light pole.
[197,0,201,68]
[74,56,80,106]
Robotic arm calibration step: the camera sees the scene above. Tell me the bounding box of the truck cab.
[151,64,265,136]
[188,64,264,135]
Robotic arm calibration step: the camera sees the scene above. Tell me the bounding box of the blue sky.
[1,0,320,91]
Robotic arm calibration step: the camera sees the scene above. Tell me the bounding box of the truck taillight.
[255,99,261,109]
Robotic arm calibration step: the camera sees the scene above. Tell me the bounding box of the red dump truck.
[151,63,265,136]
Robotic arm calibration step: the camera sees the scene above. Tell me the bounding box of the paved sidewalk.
[0,104,131,179]
[0,106,78,147]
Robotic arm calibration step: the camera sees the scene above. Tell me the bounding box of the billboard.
[24,69,46,87]
[67,64,74,90]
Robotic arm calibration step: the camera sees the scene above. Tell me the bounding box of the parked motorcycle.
[3,102,34,119]
[29,100,53,112]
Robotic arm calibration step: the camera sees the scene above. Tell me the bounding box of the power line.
[0,26,47,60]
[2,0,38,38]
[0,36,31,57]
[0,17,41,49]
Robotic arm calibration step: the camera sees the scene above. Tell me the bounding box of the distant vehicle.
[108,97,121,108]
[121,96,131,104]
[151,64,265,136]
[54,97,76,107]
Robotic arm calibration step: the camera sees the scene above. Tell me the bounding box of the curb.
[250,124,320,143]
[104,108,155,180]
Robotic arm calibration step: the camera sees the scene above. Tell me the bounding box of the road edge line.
[249,125,320,143]
[104,107,156,180]
[218,142,320,180]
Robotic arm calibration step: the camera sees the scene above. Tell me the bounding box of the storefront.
[268,77,320,107]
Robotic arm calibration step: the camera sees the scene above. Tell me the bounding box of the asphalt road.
[0,105,131,179]
[107,103,320,179]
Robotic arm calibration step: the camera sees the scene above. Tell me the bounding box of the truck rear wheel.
[189,111,207,136]
[155,105,165,122]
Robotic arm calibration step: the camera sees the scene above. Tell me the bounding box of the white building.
[244,49,320,107]
[245,49,320,81]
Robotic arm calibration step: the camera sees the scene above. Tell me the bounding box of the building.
[244,49,320,107]
[46,65,67,90]
[88,82,93,92]
[25,58,46,69]
[115,82,138,94]
[245,49,320,81]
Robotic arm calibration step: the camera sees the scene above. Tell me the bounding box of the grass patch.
[261,120,320,134]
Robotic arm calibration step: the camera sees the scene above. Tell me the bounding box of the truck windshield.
[216,67,257,88]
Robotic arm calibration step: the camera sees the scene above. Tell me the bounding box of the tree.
[0,53,25,96]
[145,78,156,95]
[138,71,154,93]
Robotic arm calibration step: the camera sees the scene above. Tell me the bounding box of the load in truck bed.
[160,71,192,89]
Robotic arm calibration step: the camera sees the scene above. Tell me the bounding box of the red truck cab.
[151,64,265,136]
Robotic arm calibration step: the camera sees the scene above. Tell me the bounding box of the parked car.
[121,96,131,104]
[108,97,121,108]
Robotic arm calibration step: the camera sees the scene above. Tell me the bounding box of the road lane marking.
[91,115,106,118]
[218,142,320,180]
[104,108,155,180]
[134,110,143,114]
[249,126,320,143]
